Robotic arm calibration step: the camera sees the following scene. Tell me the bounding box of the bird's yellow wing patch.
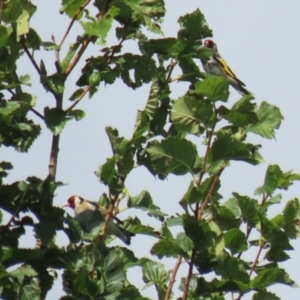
[215,56,236,79]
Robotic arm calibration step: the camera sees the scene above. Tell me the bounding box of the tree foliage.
[0,0,299,299]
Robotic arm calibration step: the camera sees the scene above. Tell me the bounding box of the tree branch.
[164,256,182,300]
[65,36,126,112]
[198,165,225,218]
[181,165,225,300]
[48,135,60,181]
[168,108,221,300]
[182,250,196,300]
[59,0,91,48]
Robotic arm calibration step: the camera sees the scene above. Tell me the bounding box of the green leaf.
[177,9,212,53]
[222,198,242,219]
[61,0,87,18]
[34,221,56,247]
[247,101,283,139]
[64,216,82,244]
[145,137,198,176]
[139,38,184,57]
[44,107,71,135]
[66,109,86,121]
[251,267,296,289]
[151,235,182,259]
[0,25,9,47]
[224,228,248,254]
[265,245,290,262]
[25,28,42,50]
[283,198,300,223]
[68,88,85,101]
[115,54,157,89]
[218,96,258,127]
[132,110,149,143]
[255,164,300,195]
[42,41,60,50]
[123,217,159,238]
[97,157,116,185]
[176,232,194,252]
[179,181,203,210]
[233,193,260,227]
[253,291,280,300]
[215,252,250,283]
[183,217,225,270]
[210,134,263,165]
[140,258,169,300]
[171,96,214,135]
[81,6,119,43]
[194,77,230,102]
[128,190,165,221]
[106,127,135,175]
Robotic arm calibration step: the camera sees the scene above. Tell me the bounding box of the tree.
[0,0,299,299]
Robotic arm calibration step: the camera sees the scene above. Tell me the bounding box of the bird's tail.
[228,77,253,97]
[118,227,135,245]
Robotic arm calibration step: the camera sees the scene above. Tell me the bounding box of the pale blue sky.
[2,1,300,299]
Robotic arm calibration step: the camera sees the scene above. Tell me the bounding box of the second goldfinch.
[63,196,135,245]
[201,39,252,96]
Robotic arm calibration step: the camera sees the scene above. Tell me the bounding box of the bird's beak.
[62,202,70,208]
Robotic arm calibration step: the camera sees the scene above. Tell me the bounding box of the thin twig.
[166,59,177,82]
[20,38,42,77]
[198,165,225,218]
[30,108,44,120]
[96,176,126,244]
[52,35,61,73]
[164,256,183,300]
[197,106,218,186]
[65,85,91,112]
[20,38,58,97]
[235,245,264,300]
[59,0,91,48]
[64,0,111,77]
[182,250,196,300]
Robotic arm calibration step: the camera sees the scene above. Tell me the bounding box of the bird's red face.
[63,196,83,209]
[204,39,215,48]
[66,196,76,208]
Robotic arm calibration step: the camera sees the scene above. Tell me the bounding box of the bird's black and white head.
[63,196,88,215]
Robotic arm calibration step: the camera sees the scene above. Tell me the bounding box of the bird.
[200,39,252,96]
[63,196,135,245]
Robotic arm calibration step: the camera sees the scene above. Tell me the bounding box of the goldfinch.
[201,39,252,96]
[63,196,135,245]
